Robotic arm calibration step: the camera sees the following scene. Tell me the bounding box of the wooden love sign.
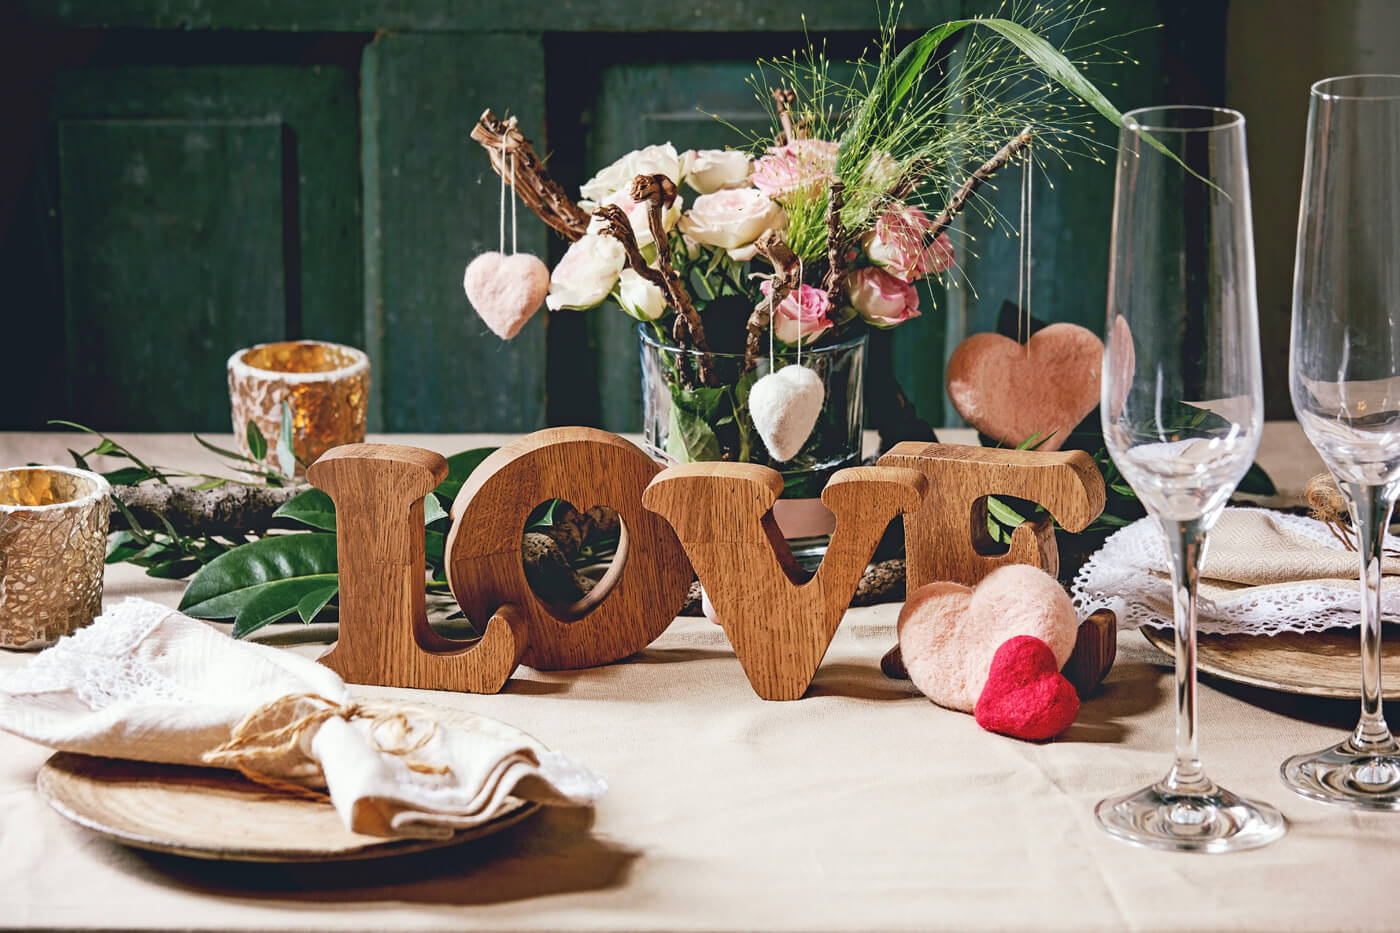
[308,428,1105,701]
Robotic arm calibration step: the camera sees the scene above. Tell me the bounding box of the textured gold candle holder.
[227,341,370,475]
[0,466,111,650]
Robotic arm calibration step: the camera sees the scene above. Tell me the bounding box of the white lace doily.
[1071,509,1400,636]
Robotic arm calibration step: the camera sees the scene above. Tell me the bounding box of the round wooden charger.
[36,711,545,862]
[1142,626,1400,700]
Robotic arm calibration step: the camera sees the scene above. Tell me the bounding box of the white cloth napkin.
[1072,507,1400,636]
[0,599,605,838]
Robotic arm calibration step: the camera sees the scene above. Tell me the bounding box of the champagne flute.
[1095,106,1286,852]
[1284,74,1400,809]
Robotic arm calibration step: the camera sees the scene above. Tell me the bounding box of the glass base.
[1095,780,1286,853]
[1281,737,1400,810]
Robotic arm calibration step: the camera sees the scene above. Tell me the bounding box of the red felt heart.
[974,635,1080,741]
[945,323,1103,451]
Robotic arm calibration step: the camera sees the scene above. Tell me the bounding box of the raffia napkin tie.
[0,599,605,838]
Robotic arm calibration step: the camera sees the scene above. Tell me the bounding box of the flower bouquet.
[467,5,1138,499]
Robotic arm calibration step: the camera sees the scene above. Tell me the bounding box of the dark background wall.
[2,1,1389,434]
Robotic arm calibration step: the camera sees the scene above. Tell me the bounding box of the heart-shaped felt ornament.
[749,365,824,462]
[463,252,550,340]
[897,563,1077,713]
[945,322,1103,451]
[974,635,1080,740]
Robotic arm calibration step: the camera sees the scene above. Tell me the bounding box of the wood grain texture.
[310,444,526,693]
[878,442,1105,590]
[1061,610,1117,697]
[645,462,927,700]
[447,427,692,671]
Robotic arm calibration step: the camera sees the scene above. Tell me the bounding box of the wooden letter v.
[644,463,927,700]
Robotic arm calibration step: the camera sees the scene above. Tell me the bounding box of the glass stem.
[1343,482,1396,751]
[1160,516,1212,795]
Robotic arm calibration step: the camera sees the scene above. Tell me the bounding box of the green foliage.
[179,533,339,638]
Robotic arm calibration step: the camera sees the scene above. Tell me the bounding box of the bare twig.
[594,204,664,288]
[821,179,849,303]
[470,109,591,242]
[772,88,798,145]
[927,127,1033,241]
[110,483,304,536]
[630,174,718,388]
[746,230,801,370]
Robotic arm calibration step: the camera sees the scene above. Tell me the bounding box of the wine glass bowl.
[1284,74,1400,809]
[1094,105,1285,852]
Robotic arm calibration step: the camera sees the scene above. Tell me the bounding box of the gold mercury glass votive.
[0,466,111,650]
[227,340,370,474]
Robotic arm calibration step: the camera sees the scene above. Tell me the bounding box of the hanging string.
[1024,138,1033,359]
[796,255,804,369]
[498,133,507,255]
[510,147,518,255]
[1016,146,1026,346]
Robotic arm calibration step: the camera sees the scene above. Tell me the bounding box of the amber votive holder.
[227,341,370,475]
[0,466,111,650]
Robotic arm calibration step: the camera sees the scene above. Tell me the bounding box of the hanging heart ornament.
[464,252,550,340]
[749,364,824,463]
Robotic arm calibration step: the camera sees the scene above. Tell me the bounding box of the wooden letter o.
[446,427,692,670]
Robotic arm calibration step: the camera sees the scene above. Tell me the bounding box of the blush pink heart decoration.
[463,252,550,340]
[896,564,1078,713]
[945,322,1103,451]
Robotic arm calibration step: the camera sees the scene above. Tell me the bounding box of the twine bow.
[202,692,451,801]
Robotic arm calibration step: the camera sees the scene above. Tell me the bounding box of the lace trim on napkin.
[1,599,191,708]
[1071,509,1400,636]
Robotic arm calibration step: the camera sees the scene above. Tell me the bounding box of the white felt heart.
[945,322,1103,451]
[463,252,550,340]
[749,365,824,462]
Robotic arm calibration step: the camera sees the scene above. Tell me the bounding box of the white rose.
[586,190,684,249]
[682,149,752,194]
[678,188,786,261]
[545,234,626,311]
[579,143,682,204]
[618,268,668,321]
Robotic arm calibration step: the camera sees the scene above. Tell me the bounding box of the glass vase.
[638,324,866,564]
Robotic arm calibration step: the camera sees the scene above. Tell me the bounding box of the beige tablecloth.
[3,428,1394,933]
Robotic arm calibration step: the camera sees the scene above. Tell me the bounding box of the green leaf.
[666,403,721,463]
[296,581,339,624]
[179,533,338,623]
[145,558,202,580]
[231,575,341,638]
[424,493,449,526]
[192,477,227,491]
[193,434,255,463]
[426,528,446,570]
[246,420,268,462]
[273,488,338,532]
[985,495,1028,528]
[68,449,91,470]
[434,448,498,504]
[106,531,146,564]
[102,466,153,486]
[276,402,297,478]
[1238,462,1277,497]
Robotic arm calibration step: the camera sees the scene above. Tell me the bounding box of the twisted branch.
[470,109,591,242]
[594,204,664,288]
[772,88,798,145]
[630,174,717,387]
[821,179,850,303]
[744,230,802,370]
[927,127,1032,241]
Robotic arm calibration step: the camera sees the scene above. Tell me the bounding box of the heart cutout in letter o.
[945,322,1103,451]
[974,635,1080,740]
[897,564,1077,713]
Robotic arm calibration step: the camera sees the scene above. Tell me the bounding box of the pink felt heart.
[463,252,550,340]
[897,564,1077,713]
[974,635,1080,740]
[945,322,1103,451]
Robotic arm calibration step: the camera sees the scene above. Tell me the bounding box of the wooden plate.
[1142,626,1400,700]
[36,710,545,862]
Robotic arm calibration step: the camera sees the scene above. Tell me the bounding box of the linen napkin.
[0,599,605,838]
[1072,507,1400,636]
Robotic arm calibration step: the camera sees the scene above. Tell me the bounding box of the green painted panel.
[59,119,285,430]
[361,32,547,432]
[25,0,964,33]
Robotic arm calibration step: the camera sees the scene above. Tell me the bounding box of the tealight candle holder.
[0,466,111,650]
[227,341,370,475]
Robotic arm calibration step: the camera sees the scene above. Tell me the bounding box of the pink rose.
[750,139,839,200]
[760,281,833,346]
[846,267,921,328]
[922,231,955,277]
[863,203,931,281]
